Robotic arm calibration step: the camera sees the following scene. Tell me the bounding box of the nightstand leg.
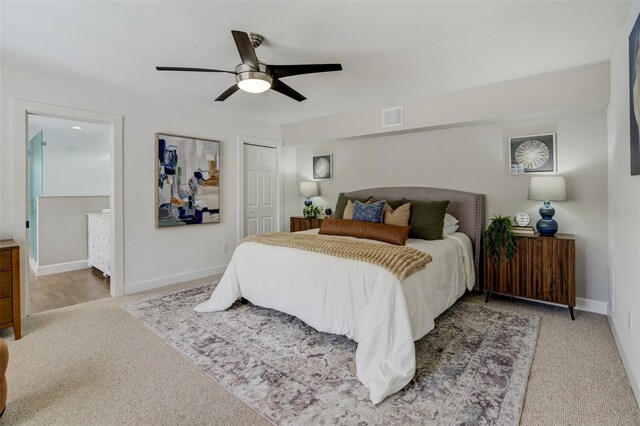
[569,306,575,321]
[485,291,491,303]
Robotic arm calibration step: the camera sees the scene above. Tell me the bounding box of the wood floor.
[28,267,110,314]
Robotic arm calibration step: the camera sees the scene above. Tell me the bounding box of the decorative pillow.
[352,200,386,223]
[444,213,459,228]
[402,199,450,240]
[343,199,375,219]
[373,198,403,210]
[343,200,355,220]
[318,217,411,245]
[334,193,373,219]
[384,202,411,227]
[443,224,459,237]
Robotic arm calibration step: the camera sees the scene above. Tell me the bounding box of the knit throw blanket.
[241,232,432,280]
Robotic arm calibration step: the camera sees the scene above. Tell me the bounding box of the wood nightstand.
[290,216,324,232]
[0,240,21,339]
[484,233,576,320]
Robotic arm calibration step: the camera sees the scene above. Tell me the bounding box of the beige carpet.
[2,276,639,425]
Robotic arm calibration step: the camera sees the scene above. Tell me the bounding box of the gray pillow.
[402,199,450,240]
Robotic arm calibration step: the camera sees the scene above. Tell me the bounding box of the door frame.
[12,99,125,317]
[237,135,283,242]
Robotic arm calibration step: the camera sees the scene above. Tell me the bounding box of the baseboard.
[503,294,609,315]
[608,316,640,408]
[124,264,228,296]
[576,297,609,315]
[29,257,38,274]
[36,259,90,276]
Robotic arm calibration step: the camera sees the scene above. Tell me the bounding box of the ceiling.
[28,115,109,140]
[1,1,631,126]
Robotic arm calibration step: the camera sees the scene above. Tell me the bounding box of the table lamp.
[528,176,567,236]
[299,181,318,207]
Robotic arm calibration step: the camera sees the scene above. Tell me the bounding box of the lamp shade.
[528,176,567,201]
[299,181,319,197]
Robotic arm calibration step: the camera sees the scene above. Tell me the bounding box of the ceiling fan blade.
[267,63,342,79]
[231,30,260,70]
[270,79,306,102]
[156,66,235,74]
[215,85,240,102]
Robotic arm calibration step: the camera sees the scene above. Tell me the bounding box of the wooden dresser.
[290,216,324,232]
[484,233,576,320]
[0,240,21,339]
[87,213,111,277]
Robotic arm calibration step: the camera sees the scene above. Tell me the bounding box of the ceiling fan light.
[238,78,271,93]
[235,71,272,93]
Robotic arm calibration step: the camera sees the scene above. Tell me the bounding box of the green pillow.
[372,198,403,210]
[334,193,372,219]
[402,199,450,240]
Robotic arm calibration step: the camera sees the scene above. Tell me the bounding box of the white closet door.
[244,144,277,237]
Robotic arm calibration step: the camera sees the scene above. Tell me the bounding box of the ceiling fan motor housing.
[235,63,273,93]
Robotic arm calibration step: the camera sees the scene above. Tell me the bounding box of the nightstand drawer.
[0,271,11,298]
[0,297,11,325]
[0,251,11,270]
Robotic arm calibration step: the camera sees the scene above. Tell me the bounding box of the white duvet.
[194,230,475,404]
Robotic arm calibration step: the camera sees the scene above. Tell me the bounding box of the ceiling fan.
[156,30,342,102]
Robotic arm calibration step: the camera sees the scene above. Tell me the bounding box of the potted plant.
[303,204,321,219]
[483,215,517,266]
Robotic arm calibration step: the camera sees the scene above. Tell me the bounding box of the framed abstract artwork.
[312,154,332,180]
[508,133,556,175]
[156,133,220,227]
[629,14,640,175]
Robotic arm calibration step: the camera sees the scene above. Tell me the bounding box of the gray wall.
[36,196,109,267]
[285,112,608,304]
[607,0,640,403]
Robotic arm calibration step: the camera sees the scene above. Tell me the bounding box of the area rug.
[123,284,540,425]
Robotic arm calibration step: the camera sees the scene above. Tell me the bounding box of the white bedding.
[194,230,475,404]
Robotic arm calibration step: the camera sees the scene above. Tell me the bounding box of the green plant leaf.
[483,215,518,266]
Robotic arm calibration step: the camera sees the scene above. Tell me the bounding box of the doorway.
[12,100,124,318]
[27,115,112,313]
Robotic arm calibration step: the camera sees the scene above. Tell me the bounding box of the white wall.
[36,196,109,268]
[37,128,110,196]
[286,112,609,305]
[0,62,281,292]
[282,62,610,145]
[607,0,640,404]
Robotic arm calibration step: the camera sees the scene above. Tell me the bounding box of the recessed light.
[72,126,82,130]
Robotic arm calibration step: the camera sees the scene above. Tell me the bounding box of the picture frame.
[156,133,220,227]
[312,154,333,180]
[509,133,556,175]
[629,14,640,175]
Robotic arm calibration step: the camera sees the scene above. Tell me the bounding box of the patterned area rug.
[124,285,540,425]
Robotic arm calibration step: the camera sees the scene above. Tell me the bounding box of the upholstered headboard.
[343,187,485,291]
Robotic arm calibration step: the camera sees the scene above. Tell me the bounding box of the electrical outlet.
[223,243,229,253]
[629,313,633,333]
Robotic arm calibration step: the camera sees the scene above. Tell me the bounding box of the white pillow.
[443,224,459,237]
[444,213,459,228]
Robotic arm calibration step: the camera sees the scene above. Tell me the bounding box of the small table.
[290,216,324,232]
[484,233,576,320]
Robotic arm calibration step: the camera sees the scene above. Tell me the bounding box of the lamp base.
[304,197,313,207]
[536,201,558,236]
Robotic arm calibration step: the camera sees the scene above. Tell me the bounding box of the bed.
[195,187,484,404]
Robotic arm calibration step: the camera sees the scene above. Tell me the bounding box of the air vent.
[382,106,403,128]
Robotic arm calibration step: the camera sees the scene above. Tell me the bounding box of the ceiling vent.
[382,106,403,128]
